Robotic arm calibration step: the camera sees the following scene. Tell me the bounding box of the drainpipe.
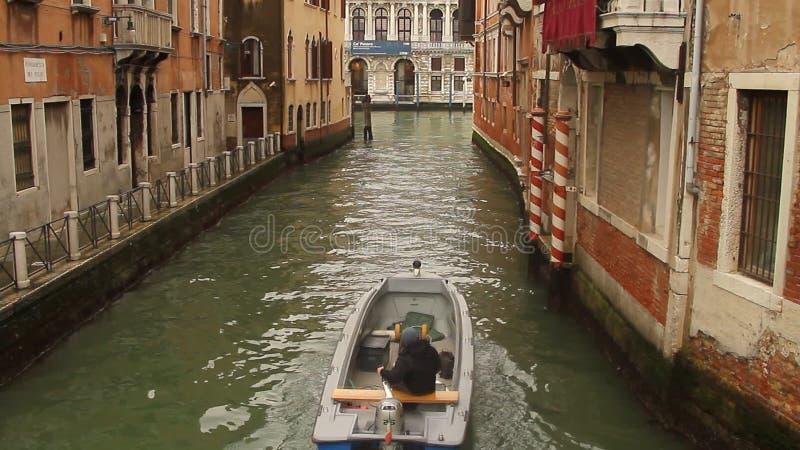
[685,0,704,195]
[202,0,207,159]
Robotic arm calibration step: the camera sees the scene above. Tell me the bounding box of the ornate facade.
[344,0,474,106]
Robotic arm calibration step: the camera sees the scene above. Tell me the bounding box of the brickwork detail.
[687,332,800,431]
[695,74,729,267]
[577,206,669,324]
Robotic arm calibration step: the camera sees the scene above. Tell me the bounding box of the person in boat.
[377,327,441,395]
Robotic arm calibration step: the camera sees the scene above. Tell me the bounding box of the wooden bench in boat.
[332,388,459,404]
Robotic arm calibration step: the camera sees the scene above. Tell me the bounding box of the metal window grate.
[12,104,34,191]
[738,91,787,283]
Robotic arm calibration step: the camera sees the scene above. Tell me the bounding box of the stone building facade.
[225,0,351,152]
[1,0,225,238]
[344,0,474,106]
[470,0,800,445]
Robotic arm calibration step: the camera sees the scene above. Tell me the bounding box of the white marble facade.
[345,0,474,105]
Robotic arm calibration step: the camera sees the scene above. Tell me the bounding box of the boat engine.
[378,382,404,449]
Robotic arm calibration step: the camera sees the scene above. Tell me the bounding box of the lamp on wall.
[103,15,135,31]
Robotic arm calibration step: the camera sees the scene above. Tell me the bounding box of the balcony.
[598,0,686,69]
[411,41,473,53]
[112,3,173,51]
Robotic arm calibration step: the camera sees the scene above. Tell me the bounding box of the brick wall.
[686,332,800,433]
[782,103,800,305]
[577,206,669,324]
[598,83,651,228]
[695,75,729,267]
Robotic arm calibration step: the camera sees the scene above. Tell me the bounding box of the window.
[431,57,442,72]
[288,32,294,79]
[454,57,465,72]
[431,75,442,92]
[11,103,34,191]
[171,93,180,145]
[397,8,412,41]
[375,8,388,41]
[312,102,317,126]
[452,10,459,39]
[241,38,262,77]
[430,9,443,42]
[288,105,294,132]
[328,100,332,123]
[196,92,203,138]
[352,8,365,41]
[206,54,211,90]
[305,37,310,79]
[80,99,95,171]
[168,0,177,27]
[738,91,787,283]
[454,76,464,92]
[184,92,192,147]
[321,101,326,124]
[306,102,311,128]
[311,38,319,79]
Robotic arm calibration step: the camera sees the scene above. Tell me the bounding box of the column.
[107,195,120,239]
[366,4,374,40]
[167,172,178,207]
[10,232,30,289]
[139,182,153,221]
[189,163,199,195]
[345,4,351,40]
[422,4,429,40]
[551,111,571,268]
[445,2,452,42]
[207,156,217,186]
[65,211,81,261]
[389,3,397,40]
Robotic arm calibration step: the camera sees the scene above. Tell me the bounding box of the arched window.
[287,32,294,79]
[375,8,388,41]
[288,105,294,132]
[452,10,459,40]
[306,102,311,128]
[311,37,319,79]
[429,9,443,42]
[352,8,365,41]
[241,37,262,77]
[397,8,412,41]
[349,59,368,95]
[305,36,310,79]
[312,102,317,126]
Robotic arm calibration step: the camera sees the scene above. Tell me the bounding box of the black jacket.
[381,340,441,395]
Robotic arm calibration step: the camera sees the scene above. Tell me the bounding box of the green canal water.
[0,111,688,449]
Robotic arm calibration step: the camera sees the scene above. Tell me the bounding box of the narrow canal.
[0,111,687,449]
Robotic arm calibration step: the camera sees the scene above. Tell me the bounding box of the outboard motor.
[378,382,404,449]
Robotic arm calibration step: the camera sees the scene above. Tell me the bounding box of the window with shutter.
[431,57,442,71]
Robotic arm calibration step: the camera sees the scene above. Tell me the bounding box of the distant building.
[224,0,351,152]
[344,0,474,107]
[0,0,225,237]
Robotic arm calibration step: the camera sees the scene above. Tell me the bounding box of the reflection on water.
[0,111,687,450]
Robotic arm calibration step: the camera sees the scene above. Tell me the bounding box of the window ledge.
[70,4,100,15]
[713,271,783,312]
[197,137,206,142]
[171,24,182,32]
[15,185,38,197]
[83,167,99,176]
[117,163,129,171]
[190,31,202,38]
[240,76,265,81]
[171,143,182,150]
[7,0,42,4]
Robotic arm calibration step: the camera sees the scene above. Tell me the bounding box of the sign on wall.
[350,41,411,56]
[23,58,47,83]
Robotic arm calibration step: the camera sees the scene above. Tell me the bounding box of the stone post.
[167,172,178,207]
[207,156,217,186]
[247,141,256,167]
[107,195,121,239]
[223,151,232,179]
[275,133,281,153]
[267,134,275,156]
[10,232,30,289]
[257,137,266,160]
[236,145,245,172]
[189,163,200,195]
[65,211,81,261]
[138,182,152,221]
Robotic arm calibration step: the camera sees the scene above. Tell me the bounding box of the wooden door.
[242,107,264,143]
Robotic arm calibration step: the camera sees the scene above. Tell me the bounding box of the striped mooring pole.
[529,107,546,242]
[551,110,572,267]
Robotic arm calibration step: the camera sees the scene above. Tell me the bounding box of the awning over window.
[542,0,597,52]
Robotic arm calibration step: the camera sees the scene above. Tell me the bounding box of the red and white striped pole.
[551,111,571,267]
[529,107,546,242]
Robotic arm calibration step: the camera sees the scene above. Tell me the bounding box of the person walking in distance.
[362,94,373,141]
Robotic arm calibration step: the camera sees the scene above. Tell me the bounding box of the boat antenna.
[413,260,422,277]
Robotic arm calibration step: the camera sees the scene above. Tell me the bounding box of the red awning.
[542,0,597,52]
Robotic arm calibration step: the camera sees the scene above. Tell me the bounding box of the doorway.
[129,85,144,187]
[242,106,265,145]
